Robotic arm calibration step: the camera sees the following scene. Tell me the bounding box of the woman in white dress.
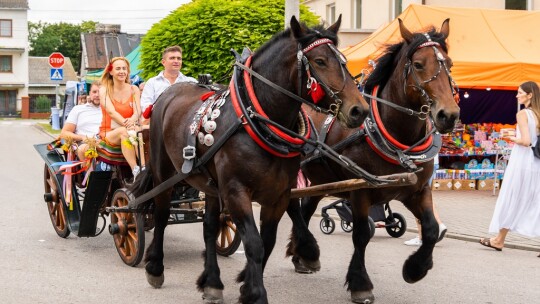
[479,81,540,257]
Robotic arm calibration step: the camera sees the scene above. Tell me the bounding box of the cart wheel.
[43,164,70,238]
[385,212,407,238]
[110,188,145,266]
[216,213,241,256]
[341,220,353,233]
[368,216,376,239]
[320,217,335,234]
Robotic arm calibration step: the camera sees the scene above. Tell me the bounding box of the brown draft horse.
[130,17,369,304]
[286,19,460,303]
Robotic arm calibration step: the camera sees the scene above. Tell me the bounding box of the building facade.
[303,0,540,47]
[0,0,29,116]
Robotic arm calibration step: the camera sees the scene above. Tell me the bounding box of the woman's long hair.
[520,81,540,132]
[100,57,131,101]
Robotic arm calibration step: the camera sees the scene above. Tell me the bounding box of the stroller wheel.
[368,216,376,239]
[385,212,407,238]
[341,220,353,233]
[320,217,335,234]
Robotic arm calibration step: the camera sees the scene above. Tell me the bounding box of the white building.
[0,0,29,116]
[303,0,540,47]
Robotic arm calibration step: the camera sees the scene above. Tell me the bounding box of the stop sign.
[48,52,65,68]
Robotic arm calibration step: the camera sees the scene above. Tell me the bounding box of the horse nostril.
[436,110,459,127]
[436,110,459,133]
[349,105,364,120]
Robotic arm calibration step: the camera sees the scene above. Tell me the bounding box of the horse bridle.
[401,33,458,120]
[361,33,457,122]
[297,36,350,116]
[235,36,351,117]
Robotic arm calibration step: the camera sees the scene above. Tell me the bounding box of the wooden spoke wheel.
[110,188,145,266]
[43,164,70,238]
[216,213,241,256]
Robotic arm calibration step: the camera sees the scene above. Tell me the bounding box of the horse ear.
[327,14,342,34]
[290,15,306,39]
[440,18,450,39]
[398,18,413,44]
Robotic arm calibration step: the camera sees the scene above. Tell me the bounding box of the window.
[327,3,336,25]
[0,19,12,37]
[505,0,526,10]
[354,0,362,29]
[394,0,403,18]
[0,56,12,73]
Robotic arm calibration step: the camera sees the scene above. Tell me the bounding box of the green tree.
[28,21,97,72]
[140,0,319,81]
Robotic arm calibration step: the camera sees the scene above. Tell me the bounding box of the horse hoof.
[293,258,321,274]
[202,287,224,304]
[145,271,164,288]
[402,257,431,283]
[351,290,375,304]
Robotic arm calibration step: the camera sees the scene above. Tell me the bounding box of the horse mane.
[253,23,339,59]
[364,26,448,93]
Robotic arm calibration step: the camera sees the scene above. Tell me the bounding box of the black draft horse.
[286,19,460,303]
[131,17,369,304]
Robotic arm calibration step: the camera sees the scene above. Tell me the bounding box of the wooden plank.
[290,172,417,198]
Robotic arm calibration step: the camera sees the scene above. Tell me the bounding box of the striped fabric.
[97,139,128,166]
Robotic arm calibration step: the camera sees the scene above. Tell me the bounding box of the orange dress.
[99,95,134,139]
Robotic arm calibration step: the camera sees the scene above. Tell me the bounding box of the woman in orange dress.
[98,57,142,178]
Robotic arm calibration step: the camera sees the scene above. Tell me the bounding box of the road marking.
[1,121,13,125]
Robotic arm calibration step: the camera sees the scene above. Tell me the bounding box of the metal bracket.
[183,145,196,160]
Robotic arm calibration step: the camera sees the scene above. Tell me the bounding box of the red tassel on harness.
[200,91,215,101]
[308,81,325,104]
[142,104,153,119]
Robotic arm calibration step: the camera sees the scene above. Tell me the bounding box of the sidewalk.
[319,190,540,252]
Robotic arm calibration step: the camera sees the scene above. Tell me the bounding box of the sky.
[27,0,192,34]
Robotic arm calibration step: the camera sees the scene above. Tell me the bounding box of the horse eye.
[413,62,423,70]
[314,59,325,66]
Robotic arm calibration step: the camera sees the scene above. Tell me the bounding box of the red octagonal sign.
[48,52,65,69]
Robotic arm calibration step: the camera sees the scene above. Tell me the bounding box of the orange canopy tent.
[343,4,540,90]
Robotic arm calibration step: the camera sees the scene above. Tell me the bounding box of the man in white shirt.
[60,81,102,160]
[140,45,197,117]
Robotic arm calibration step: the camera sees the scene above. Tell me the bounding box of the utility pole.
[284,0,299,29]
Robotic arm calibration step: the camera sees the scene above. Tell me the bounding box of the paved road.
[0,119,539,304]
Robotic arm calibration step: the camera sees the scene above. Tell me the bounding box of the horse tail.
[128,162,154,210]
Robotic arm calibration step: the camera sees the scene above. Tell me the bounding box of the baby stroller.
[319,199,407,238]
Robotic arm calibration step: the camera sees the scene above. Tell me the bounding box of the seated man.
[60,81,102,160]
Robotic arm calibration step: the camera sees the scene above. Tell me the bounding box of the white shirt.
[64,103,102,138]
[140,71,197,112]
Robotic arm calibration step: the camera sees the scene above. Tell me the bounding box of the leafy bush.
[35,95,52,113]
[139,0,319,81]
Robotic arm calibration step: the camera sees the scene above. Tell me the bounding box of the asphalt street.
[0,119,538,304]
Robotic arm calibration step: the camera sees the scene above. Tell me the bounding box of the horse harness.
[302,31,453,175]
[128,38,382,208]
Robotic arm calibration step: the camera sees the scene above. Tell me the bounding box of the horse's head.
[289,16,368,128]
[397,18,460,133]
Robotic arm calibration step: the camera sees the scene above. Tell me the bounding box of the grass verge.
[37,123,61,136]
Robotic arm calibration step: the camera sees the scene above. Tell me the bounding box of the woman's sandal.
[479,238,503,251]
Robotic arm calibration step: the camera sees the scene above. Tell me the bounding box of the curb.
[34,123,56,139]
[315,213,540,253]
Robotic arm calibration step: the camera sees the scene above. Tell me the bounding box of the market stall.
[342,5,540,190]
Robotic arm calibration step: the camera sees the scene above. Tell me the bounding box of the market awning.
[85,45,142,83]
[343,4,540,89]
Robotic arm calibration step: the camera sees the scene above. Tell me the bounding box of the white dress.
[489,109,540,237]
